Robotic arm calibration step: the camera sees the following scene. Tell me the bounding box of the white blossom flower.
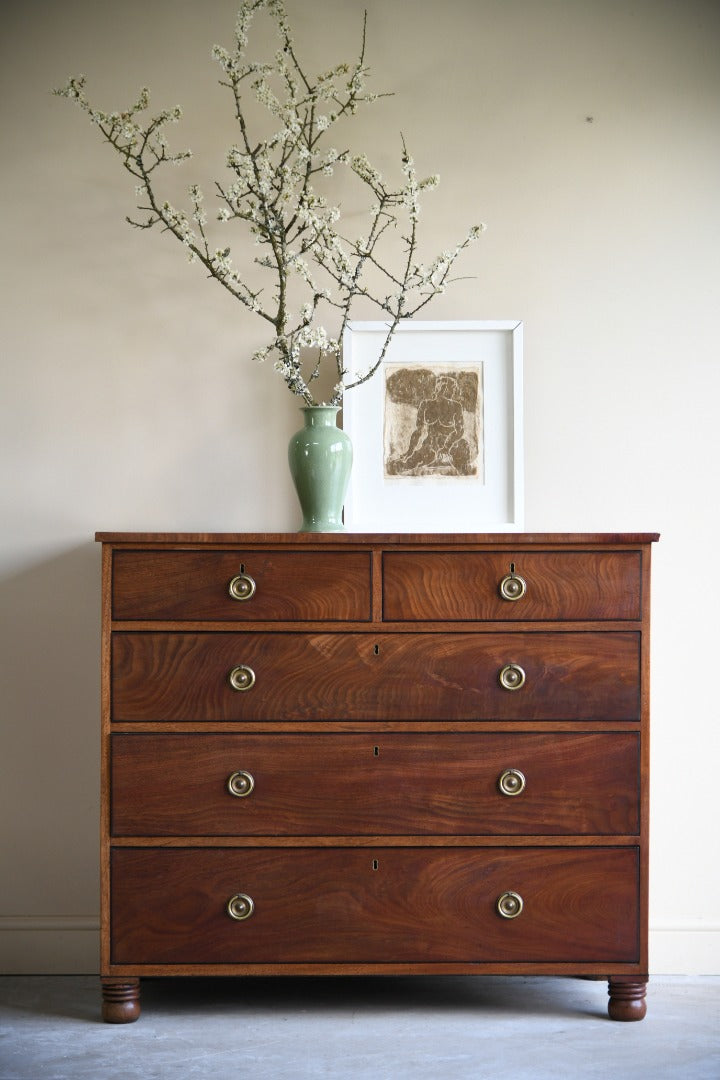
[351,153,382,186]
[419,174,440,191]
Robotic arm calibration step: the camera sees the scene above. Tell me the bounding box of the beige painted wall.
[1,0,718,974]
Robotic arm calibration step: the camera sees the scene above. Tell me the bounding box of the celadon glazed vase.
[288,406,353,532]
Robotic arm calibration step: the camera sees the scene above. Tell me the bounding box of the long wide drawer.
[111,550,372,621]
[110,846,639,964]
[111,632,640,722]
[111,732,640,836]
[383,550,642,621]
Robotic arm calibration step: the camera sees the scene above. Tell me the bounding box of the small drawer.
[111,732,640,836]
[110,846,639,964]
[111,631,640,722]
[111,550,372,621]
[383,551,642,621]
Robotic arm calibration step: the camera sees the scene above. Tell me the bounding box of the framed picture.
[342,320,523,532]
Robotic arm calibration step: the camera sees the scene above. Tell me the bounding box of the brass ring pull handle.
[228,665,256,692]
[228,573,256,602]
[499,571,527,602]
[496,891,524,919]
[498,768,526,797]
[226,893,254,921]
[498,663,526,691]
[227,770,255,798]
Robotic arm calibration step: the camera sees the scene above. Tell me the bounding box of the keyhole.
[373,644,380,655]
[373,746,379,757]
[372,859,379,871]
[240,563,245,573]
[510,562,515,574]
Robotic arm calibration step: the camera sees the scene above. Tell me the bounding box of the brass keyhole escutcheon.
[498,768,526,797]
[498,663,526,691]
[226,893,254,921]
[496,891,524,919]
[228,665,256,692]
[228,572,256,602]
[227,770,255,798]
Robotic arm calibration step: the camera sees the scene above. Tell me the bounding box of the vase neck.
[302,405,340,427]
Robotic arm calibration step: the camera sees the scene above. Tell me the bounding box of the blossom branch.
[54,0,483,406]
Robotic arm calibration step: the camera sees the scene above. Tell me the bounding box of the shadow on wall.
[0,542,101,913]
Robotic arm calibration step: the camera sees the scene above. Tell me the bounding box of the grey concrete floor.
[0,975,718,1080]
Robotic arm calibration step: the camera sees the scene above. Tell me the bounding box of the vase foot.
[298,523,346,533]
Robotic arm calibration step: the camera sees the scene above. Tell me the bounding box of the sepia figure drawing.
[384,363,484,479]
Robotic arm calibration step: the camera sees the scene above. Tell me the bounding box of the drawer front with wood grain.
[111,732,640,836]
[111,550,372,622]
[110,846,640,965]
[383,550,642,621]
[111,631,640,722]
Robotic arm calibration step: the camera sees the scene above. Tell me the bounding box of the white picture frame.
[342,320,523,532]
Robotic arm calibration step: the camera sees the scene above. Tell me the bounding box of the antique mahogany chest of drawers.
[96,532,657,1023]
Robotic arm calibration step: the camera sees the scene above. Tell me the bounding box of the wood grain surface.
[111,731,640,836]
[383,550,641,621]
[112,550,372,621]
[110,846,639,965]
[111,631,641,722]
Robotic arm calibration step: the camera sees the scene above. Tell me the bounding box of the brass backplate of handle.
[228,665,256,692]
[227,770,255,797]
[228,572,256,602]
[496,891,524,919]
[498,663,526,691]
[226,893,254,921]
[499,570,527,602]
[498,768,526,797]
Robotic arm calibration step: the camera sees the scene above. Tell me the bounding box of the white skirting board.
[0,918,100,974]
[1,919,718,975]
[650,927,720,976]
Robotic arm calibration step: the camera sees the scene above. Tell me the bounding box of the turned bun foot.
[101,978,140,1023]
[607,977,647,1021]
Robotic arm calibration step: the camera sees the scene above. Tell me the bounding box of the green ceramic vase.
[288,406,353,532]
